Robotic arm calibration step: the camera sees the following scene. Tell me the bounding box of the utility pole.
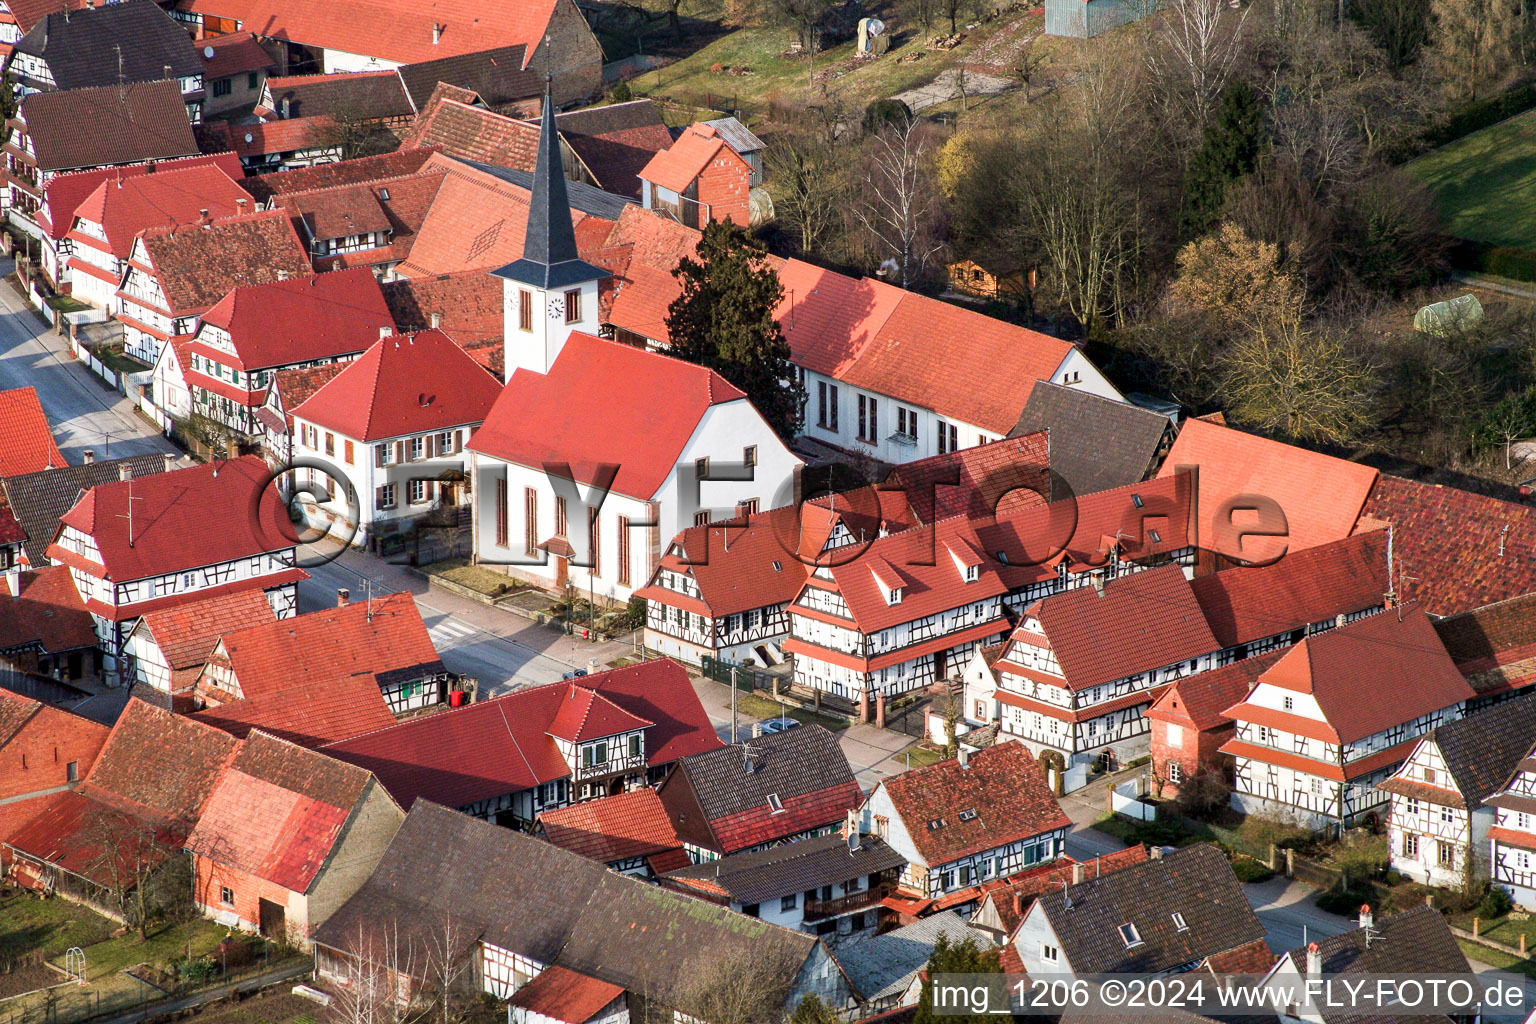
[730,667,738,743]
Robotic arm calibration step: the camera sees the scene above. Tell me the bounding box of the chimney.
[751,721,763,739]
[198,208,211,228]
[336,588,350,607]
[1012,892,1024,918]
[1071,863,1085,885]
[82,449,95,464]
[164,64,172,80]
[429,312,441,329]
[1149,845,1163,861]
[1358,904,1373,930]
[236,197,248,213]
[380,326,394,340]
[958,747,969,768]
[276,269,289,281]
[145,159,156,174]
[280,96,290,118]
[162,452,176,472]
[118,465,133,482]
[1305,942,1321,976]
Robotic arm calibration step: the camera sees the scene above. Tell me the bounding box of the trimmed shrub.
[1230,857,1274,883]
[863,98,912,134]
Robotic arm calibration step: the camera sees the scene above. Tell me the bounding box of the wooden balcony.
[803,882,891,922]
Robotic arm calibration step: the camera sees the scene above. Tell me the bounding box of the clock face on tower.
[548,296,566,321]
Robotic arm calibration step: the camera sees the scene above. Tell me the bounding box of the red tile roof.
[200,31,274,79]
[977,846,1150,937]
[1023,565,1219,691]
[185,731,380,893]
[135,576,275,675]
[0,387,65,475]
[69,163,249,258]
[506,966,624,1024]
[547,686,652,742]
[82,698,239,823]
[0,565,103,654]
[239,145,440,203]
[271,362,348,422]
[191,671,397,747]
[3,790,185,884]
[291,328,501,442]
[638,123,745,193]
[1190,531,1390,649]
[39,153,245,240]
[212,592,440,702]
[230,115,336,157]
[131,209,313,315]
[195,267,395,371]
[400,97,539,167]
[175,0,560,66]
[322,660,721,808]
[7,0,88,33]
[1356,474,1536,617]
[1146,651,1284,732]
[47,456,297,583]
[382,271,503,343]
[884,431,1051,525]
[469,332,752,500]
[711,778,862,855]
[1223,608,1475,745]
[286,170,445,272]
[537,787,682,863]
[878,741,1070,865]
[1157,418,1378,563]
[1204,936,1276,974]
[558,106,673,201]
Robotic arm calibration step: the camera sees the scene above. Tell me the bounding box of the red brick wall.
[193,854,303,941]
[1149,716,1233,798]
[694,152,751,227]
[0,705,109,842]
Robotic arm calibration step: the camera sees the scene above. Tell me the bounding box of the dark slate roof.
[1033,844,1266,974]
[662,832,905,906]
[680,724,856,822]
[1010,381,1173,498]
[397,44,539,111]
[266,73,413,121]
[556,100,669,139]
[489,98,609,289]
[1390,693,1536,808]
[835,911,978,1001]
[1289,905,1469,988]
[21,81,199,172]
[464,158,633,220]
[13,0,202,91]
[2,454,173,567]
[314,800,821,1017]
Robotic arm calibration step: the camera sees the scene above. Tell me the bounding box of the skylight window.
[379,187,391,200]
[927,818,946,830]
[1148,529,1162,544]
[959,809,978,822]
[996,550,1010,565]
[1172,913,1188,932]
[1118,923,1142,947]
[772,560,783,572]
[1131,494,1144,509]
[767,793,784,813]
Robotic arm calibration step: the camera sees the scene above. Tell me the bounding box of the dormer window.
[927,818,945,830]
[1172,913,1188,931]
[964,563,979,583]
[767,793,784,813]
[1118,923,1142,948]
[885,586,903,605]
[958,809,977,822]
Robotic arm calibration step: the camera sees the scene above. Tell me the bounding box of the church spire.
[492,86,606,289]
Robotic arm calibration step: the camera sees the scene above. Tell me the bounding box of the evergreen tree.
[788,994,839,1024]
[1180,81,1264,240]
[666,221,805,437]
[912,934,1003,1024]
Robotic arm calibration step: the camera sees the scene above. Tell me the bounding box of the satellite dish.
[203,45,215,59]
[867,17,885,34]
[243,132,254,143]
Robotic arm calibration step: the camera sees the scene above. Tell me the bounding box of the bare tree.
[766,131,846,256]
[331,920,426,1024]
[852,119,941,290]
[1147,0,1250,135]
[82,808,183,941]
[676,946,795,1024]
[1222,305,1376,444]
[1014,37,1048,102]
[423,914,476,1024]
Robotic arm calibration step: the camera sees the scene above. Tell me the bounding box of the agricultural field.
[1406,108,1536,251]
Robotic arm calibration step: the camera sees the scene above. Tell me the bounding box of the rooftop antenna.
[114,477,144,548]
[1500,523,1511,557]
[114,44,124,95]
[1056,879,1072,910]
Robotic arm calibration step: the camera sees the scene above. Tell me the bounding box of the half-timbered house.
[655,724,860,860]
[784,475,1197,713]
[43,456,306,687]
[859,742,1070,912]
[1379,693,1536,889]
[973,564,1219,775]
[125,589,276,709]
[193,590,447,715]
[323,660,721,827]
[1221,608,1476,829]
[535,787,687,877]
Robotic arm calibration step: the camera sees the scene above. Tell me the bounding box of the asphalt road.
[0,261,175,462]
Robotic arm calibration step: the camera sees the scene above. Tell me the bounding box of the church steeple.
[493,90,606,290]
[492,88,608,382]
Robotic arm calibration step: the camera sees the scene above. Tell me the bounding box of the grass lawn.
[1405,109,1536,250]
[734,690,848,731]
[421,558,523,598]
[0,894,114,963]
[1457,939,1536,979]
[47,918,227,983]
[900,744,948,768]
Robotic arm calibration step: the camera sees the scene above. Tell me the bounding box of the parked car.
[760,718,801,734]
[561,669,588,680]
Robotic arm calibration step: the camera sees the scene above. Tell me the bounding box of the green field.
[1406,109,1536,250]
